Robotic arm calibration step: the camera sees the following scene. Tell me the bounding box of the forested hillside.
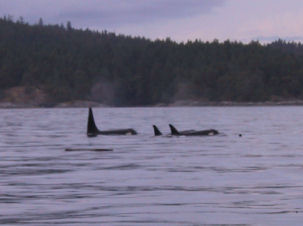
[1,17,303,106]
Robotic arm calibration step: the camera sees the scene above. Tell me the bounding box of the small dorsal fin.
[169,124,180,135]
[87,107,100,136]
[153,125,162,136]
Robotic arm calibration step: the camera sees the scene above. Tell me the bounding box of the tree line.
[1,17,303,106]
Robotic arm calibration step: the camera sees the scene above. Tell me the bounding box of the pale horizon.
[1,0,303,43]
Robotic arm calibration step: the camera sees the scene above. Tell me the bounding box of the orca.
[87,108,137,137]
[153,125,162,136]
[153,125,195,136]
[169,124,219,136]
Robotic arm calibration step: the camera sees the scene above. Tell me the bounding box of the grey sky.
[1,0,303,42]
[62,0,223,25]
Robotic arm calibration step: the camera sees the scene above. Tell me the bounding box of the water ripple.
[1,107,303,225]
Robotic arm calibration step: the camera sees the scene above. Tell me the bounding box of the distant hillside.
[1,17,303,106]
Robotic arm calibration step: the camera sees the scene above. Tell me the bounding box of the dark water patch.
[65,148,113,152]
[1,167,72,176]
[95,163,142,170]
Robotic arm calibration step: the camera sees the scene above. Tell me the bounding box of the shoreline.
[2,100,303,108]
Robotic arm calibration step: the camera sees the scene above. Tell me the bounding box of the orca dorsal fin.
[169,124,180,135]
[87,107,100,136]
[153,125,162,136]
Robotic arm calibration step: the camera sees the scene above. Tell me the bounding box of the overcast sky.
[1,0,303,43]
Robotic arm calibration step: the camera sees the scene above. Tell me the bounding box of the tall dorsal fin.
[87,107,99,136]
[169,124,180,135]
[153,125,162,136]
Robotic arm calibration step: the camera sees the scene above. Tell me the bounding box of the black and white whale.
[169,124,219,136]
[153,125,195,136]
[153,125,162,136]
[87,108,137,137]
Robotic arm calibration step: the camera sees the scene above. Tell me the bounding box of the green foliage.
[1,17,303,105]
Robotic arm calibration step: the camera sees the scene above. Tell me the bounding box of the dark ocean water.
[1,107,303,225]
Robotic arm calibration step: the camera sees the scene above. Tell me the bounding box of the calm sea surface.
[1,107,303,225]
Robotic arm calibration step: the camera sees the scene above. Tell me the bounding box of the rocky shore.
[0,100,106,108]
[2,99,303,108]
[167,99,303,107]
[2,85,303,108]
